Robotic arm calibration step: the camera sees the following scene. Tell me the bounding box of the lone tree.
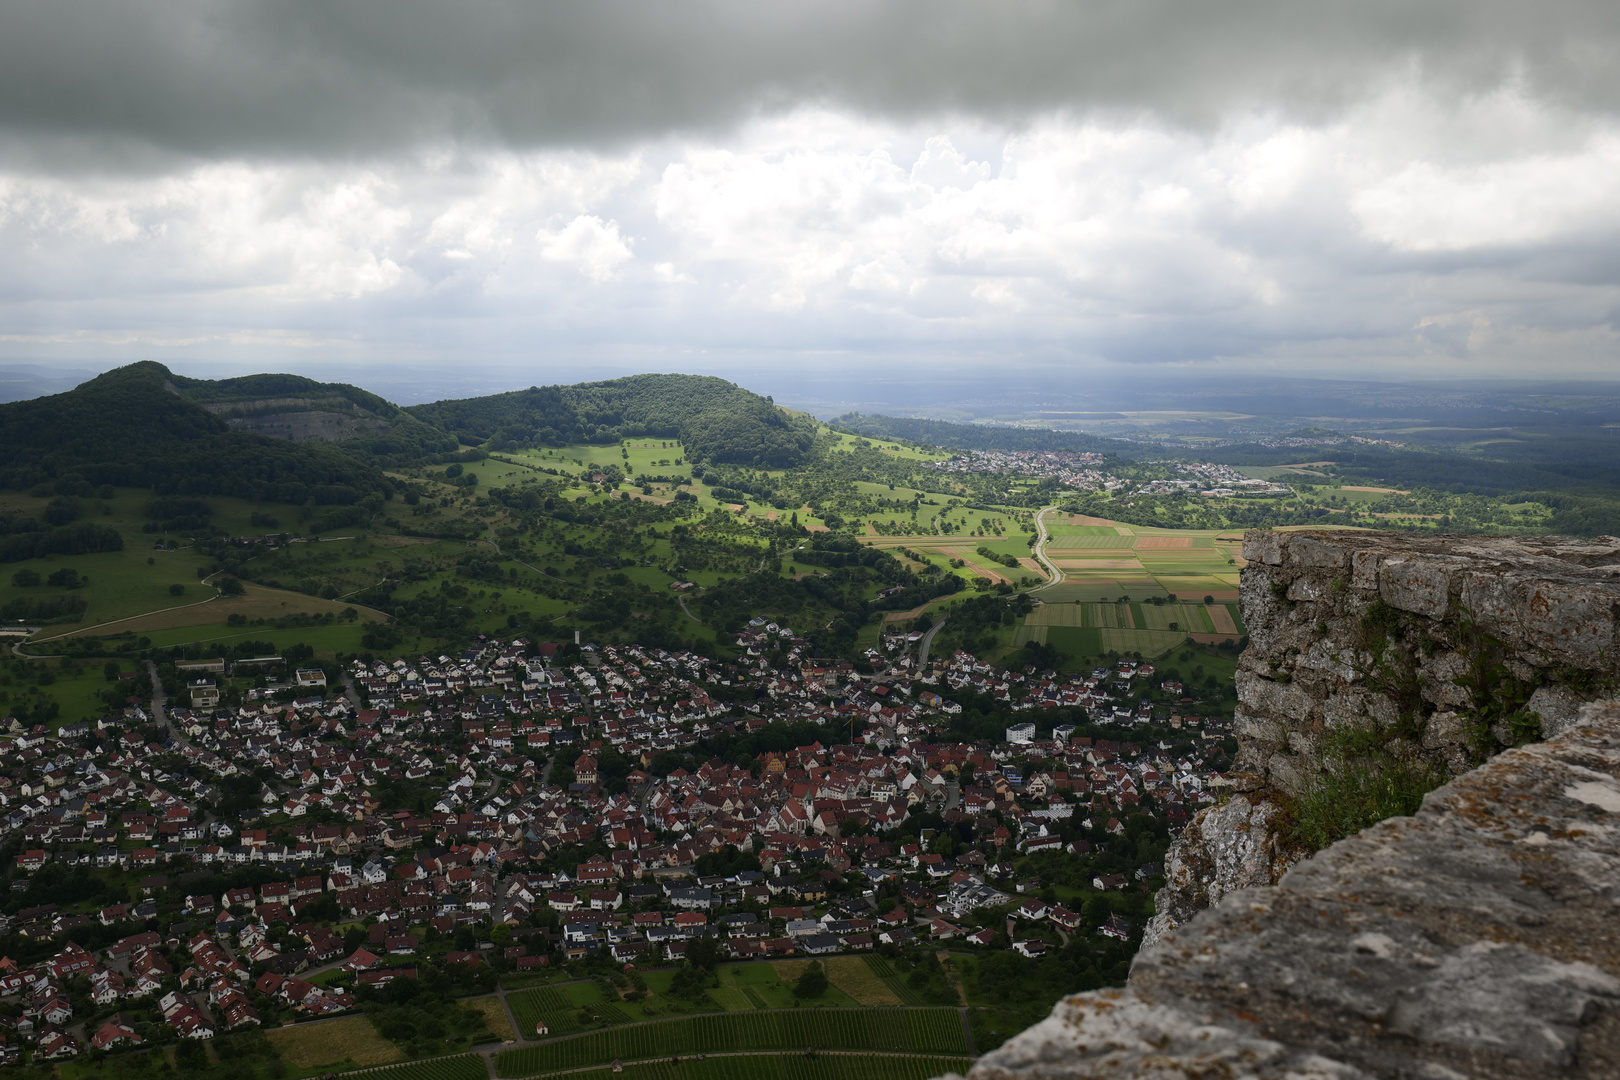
[794,960,828,998]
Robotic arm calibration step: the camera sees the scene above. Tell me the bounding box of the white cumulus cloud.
[539,215,635,281]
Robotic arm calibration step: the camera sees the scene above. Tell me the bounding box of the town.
[0,627,1234,1063]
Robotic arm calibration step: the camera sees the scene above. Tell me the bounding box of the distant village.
[927,449,1291,499]
[0,629,1232,1061]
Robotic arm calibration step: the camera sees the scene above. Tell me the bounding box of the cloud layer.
[2,2,1619,386]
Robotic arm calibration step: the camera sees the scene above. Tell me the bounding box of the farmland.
[516,1053,976,1080]
[492,1007,968,1077]
[266,1015,404,1073]
[464,995,517,1041]
[347,1054,489,1080]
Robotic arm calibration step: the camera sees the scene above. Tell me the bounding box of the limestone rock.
[946,701,1620,1080]
[1140,793,1298,952]
[946,988,1372,1080]
[1157,530,1620,941]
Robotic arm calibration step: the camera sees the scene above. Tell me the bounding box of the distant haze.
[2,2,1619,384]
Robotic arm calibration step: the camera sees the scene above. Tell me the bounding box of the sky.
[2,0,1619,407]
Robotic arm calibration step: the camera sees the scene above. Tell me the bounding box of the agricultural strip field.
[859,956,927,1006]
[1016,623,1194,658]
[1048,559,1144,571]
[1032,582,1168,602]
[524,1053,975,1080]
[817,957,903,1006]
[340,1054,487,1080]
[506,985,626,1038]
[1025,602,1226,632]
[492,1008,968,1077]
[1044,536,1136,549]
[267,1016,403,1072]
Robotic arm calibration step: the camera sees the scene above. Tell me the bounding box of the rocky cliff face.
[946,699,1620,1079]
[1146,530,1620,947]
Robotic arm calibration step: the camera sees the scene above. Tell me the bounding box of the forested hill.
[170,370,457,464]
[832,413,1141,458]
[407,373,818,468]
[0,362,393,505]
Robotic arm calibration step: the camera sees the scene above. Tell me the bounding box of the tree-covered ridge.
[169,369,460,464]
[0,361,394,505]
[406,373,819,468]
[832,413,1140,458]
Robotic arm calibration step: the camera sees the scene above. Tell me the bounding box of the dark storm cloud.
[4,0,1620,157]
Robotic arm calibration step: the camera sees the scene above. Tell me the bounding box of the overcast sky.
[2,0,1619,402]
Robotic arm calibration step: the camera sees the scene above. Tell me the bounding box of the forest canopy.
[0,362,396,504]
[407,373,818,468]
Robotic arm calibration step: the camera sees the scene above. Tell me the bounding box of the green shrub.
[1285,728,1444,851]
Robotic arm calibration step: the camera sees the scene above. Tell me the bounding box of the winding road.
[1029,506,1064,593]
[918,617,947,666]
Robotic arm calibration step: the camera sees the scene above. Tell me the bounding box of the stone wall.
[1146,530,1620,946]
[943,700,1620,1079]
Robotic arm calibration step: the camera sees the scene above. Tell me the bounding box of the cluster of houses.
[0,935,234,1061]
[0,631,1233,1064]
[926,449,1111,493]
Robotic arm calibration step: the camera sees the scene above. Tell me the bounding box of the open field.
[493,1008,968,1077]
[136,621,376,655]
[267,1016,403,1072]
[517,1053,975,1080]
[36,580,386,641]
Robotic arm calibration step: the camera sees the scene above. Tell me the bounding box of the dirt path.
[953,553,1011,585]
[28,576,224,643]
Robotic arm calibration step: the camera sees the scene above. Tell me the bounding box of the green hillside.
[0,362,395,507]
[170,370,459,464]
[407,374,818,468]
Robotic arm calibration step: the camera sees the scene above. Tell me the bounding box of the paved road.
[1029,506,1063,592]
[147,659,170,729]
[918,617,947,666]
[340,670,364,712]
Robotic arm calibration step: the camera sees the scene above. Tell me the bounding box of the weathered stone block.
[1287,534,1349,569]
[1521,581,1616,666]
[1378,554,1452,618]
[1528,684,1587,739]
[1235,669,1316,725]
[1244,531,1282,565]
[1351,547,1382,590]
